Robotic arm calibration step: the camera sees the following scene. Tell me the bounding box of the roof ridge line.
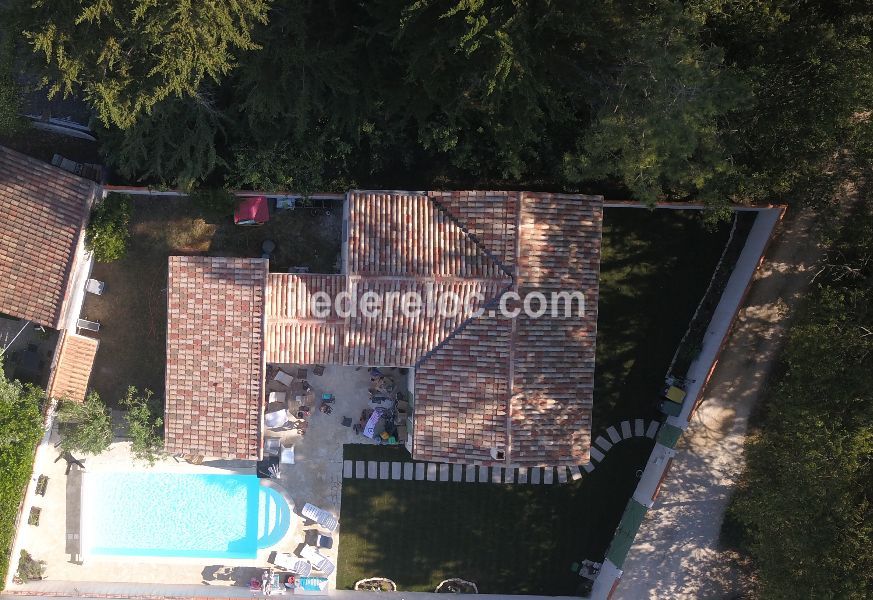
[427,195,516,280]
[413,279,515,369]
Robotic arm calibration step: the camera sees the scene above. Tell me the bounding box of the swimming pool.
[82,472,291,559]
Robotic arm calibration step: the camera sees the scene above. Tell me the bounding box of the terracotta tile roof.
[266,274,346,365]
[412,316,511,463]
[164,256,267,460]
[0,145,97,327]
[343,277,508,366]
[347,191,507,278]
[509,193,602,465]
[46,331,99,403]
[263,190,602,466]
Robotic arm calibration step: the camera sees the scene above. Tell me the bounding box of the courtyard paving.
[10,364,407,593]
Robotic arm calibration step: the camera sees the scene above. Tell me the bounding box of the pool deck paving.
[8,364,399,593]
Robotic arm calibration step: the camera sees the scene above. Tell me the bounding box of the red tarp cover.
[234,196,269,224]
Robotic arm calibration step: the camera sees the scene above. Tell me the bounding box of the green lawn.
[336,207,747,593]
[593,207,736,428]
[338,439,653,595]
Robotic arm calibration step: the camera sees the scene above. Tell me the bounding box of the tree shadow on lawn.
[336,438,653,595]
[592,208,732,430]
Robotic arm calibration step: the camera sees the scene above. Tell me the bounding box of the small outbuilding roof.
[45,331,99,403]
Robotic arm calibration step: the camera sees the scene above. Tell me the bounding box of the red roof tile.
[45,331,99,403]
[164,256,267,460]
[264,190,603,466]
[0,145,97,327]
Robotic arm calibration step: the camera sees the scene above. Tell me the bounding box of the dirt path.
[615,208,824,599]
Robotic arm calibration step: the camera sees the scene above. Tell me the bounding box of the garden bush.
[0,363,44,589]
[57,392,112,455]
[121,386,163,465]
[85,193,132,262]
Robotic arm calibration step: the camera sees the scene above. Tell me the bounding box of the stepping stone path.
[594,435,612,452]
[543,468,554,484]
[340,420,666,484]
[590,446,606,463]
[634,419,645,437]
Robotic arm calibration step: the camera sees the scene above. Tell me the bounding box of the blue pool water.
[84,472,291,559]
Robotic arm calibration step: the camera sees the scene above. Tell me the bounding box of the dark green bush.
[0,362,43,589]
[85,193,133,262]
[57,392,112,456]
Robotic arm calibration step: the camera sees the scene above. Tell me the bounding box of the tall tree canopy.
[727,196,873,598]
[17,0,267,128]
[5,0,871,207]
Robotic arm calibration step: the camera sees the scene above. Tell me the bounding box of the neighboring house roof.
[164,256,267,460]
[266,190,603,466]
[45,331,99,403]
[0,145,97,328]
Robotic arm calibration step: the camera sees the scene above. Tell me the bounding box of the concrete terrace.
[11,365,405,591]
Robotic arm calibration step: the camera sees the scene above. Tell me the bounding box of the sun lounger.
[300,546,335,575]
[273,370,294,387]
[265,408,289,429]
[301,503,339,532]
[274,553,312,576]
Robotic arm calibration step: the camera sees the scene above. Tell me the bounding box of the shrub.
[189,188,239,219]
[0,361,43,589]
[57,392,112,456]
[85,193,132,262]
[121,386,164,465]
[15,550,45,581]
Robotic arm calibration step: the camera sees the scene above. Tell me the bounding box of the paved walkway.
[616,208,823,599]
[343,419,660,484]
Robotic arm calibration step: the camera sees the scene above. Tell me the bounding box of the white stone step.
[590,446,606,462]
[620,420,632,439]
